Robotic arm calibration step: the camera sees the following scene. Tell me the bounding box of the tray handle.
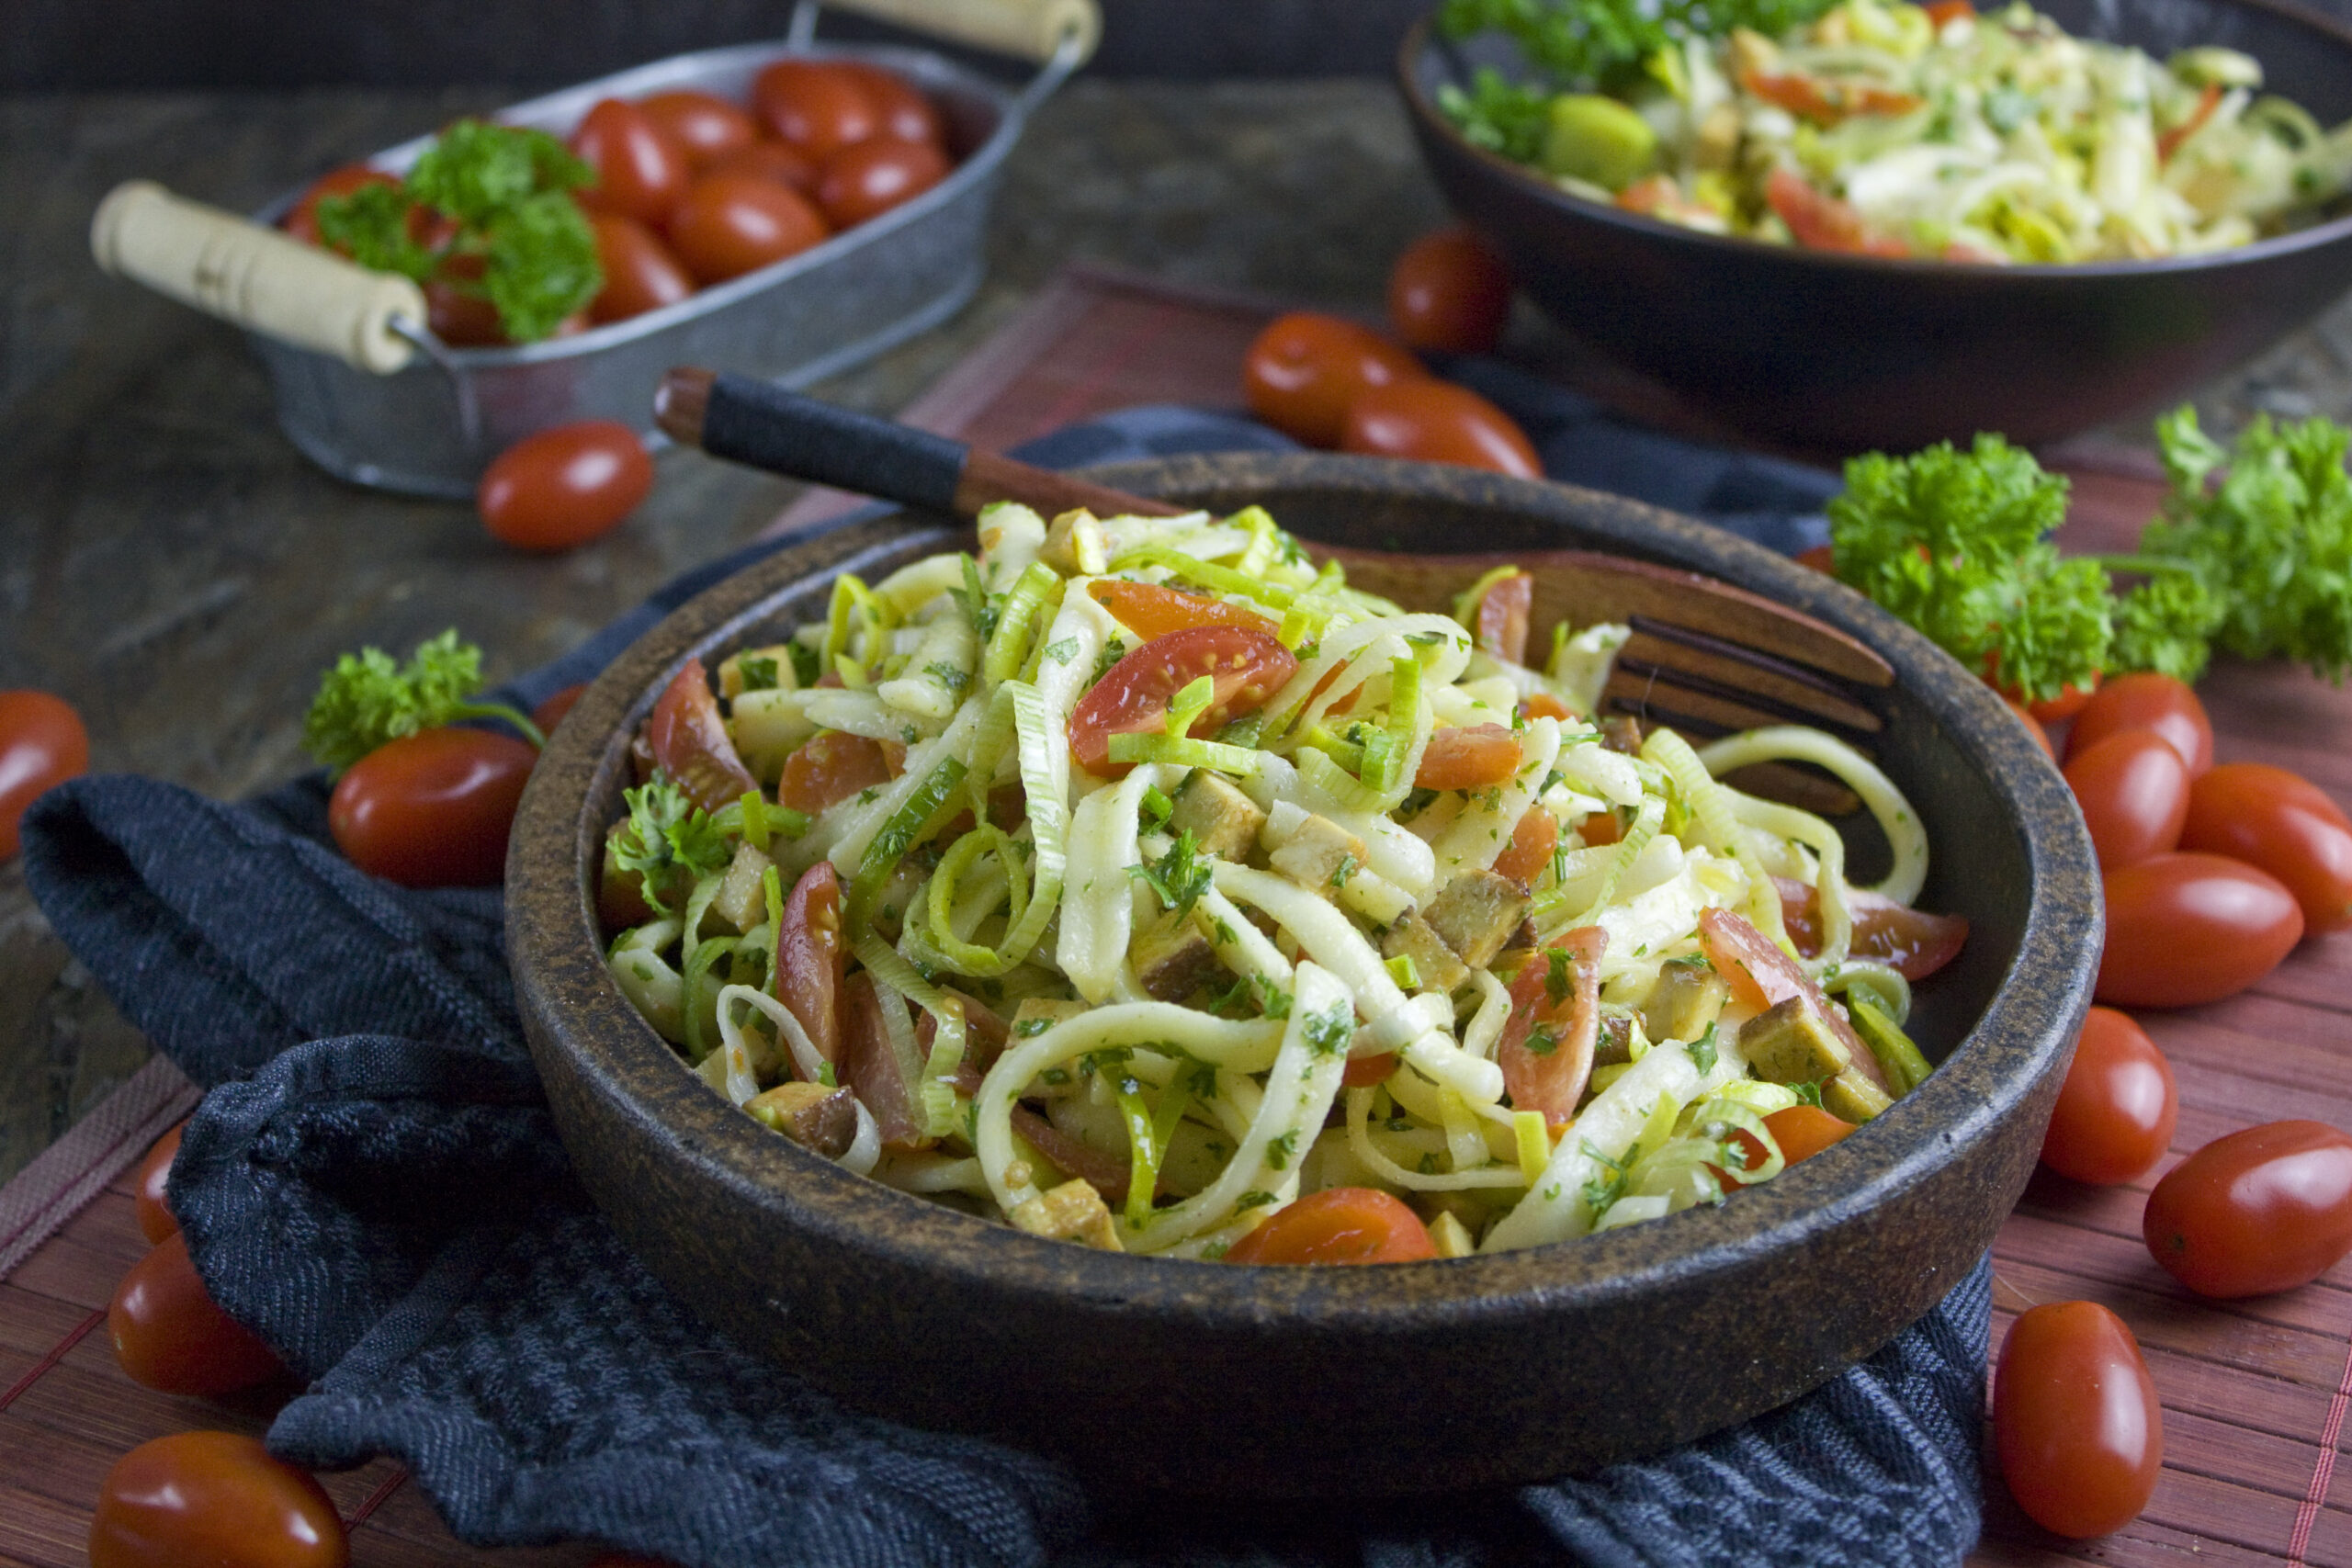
[816,0,1100,65]
[90,181,425,374]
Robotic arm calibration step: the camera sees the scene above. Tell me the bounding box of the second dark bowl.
[507,453,2100,1495]
[1400,0,2352,452]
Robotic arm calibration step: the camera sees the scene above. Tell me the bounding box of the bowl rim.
[508,452,2099,1336]
[1395,0,2352,279]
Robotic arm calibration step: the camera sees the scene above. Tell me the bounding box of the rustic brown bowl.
[506,452,2100,1495]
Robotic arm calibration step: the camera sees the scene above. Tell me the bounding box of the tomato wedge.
[1493,806,1558,887]
[1764,165,1910,257]
[1720,1102,1856,1179]
[649,660,758,813]
[1498,926,1609,1128]
[775,862,845,1073]
[1743,70,1924,126]
[1088,579,1279,640]
[1415,724,1522,790]
[777,729,895,815]
[1773,876,1969,980]
[1697,908,1889,1093]
[1224,1187,1437,1265]
[1069,626,1295,777]
[1466,570,1532,664]
[840,973,924,1149]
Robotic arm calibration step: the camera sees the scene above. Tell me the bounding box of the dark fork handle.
[655,367,1187,523]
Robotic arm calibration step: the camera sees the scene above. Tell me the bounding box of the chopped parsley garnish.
[738,655,780,692]
[923,660,970,694]
[613,772,730,914]
[1129,829,1213,919]
[1686,1021,1718,1076]
[1266,1131,1299,1170]
[1302,1000,1354,1058]
[1580,1139,1635,1216]
[1043,637,1079,666]
[1544,947,1575,1009]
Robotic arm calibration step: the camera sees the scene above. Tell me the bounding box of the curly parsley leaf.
[302,628,542,773]
[1129,829,1213,919]
[1438,0,1836,94]
[615,770,731,915]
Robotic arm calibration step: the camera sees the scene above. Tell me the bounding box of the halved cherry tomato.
[1578,807,1624,847]
[2040,1007,2176,1185]
[1995,1300,2162,1538]
[2158,82,2224,163]
[1224,1187,1438,1265]
[1386,227,1512,355]
[703,138,819,193]
[775,862,845,1073]
[1498,926,1609,1127]
[1773,876,1969,980]
[842,62,948,149]
[1765,1104,1856,1164]
[2065,728,2189,872]
[649,660,759,814]
[1,688,89,861]
[2004,697,2054,761]
[2144,1120,2352,1298]
[1341,1052,1398,1089]
[1764,165,1909,256]
[637,90,758,172]
[1414,724,1523,790]
[667,172,831,283]
[479,421,652,551]
[109,1232,284,1394]
[91,1432,345,1568]
[1087,580,1277,640]
[281,164,399,248]
[2180,762,2352,932]
[1493,806,1558,887]
[815,135,950,228]
[1340,378,1542,479]
[1468,570,1532,664]
[532,683,586,735]
[1742,70,1923,126]
[330,728,537,887]
[778,729,896,815]
[133,1121,185,1245]
[2098,852,2302,1008]
[569,98,691,227]
[1924,0,1974,25]
[841,972,925,1148]
[1069,626,1295,777]
[752,60,881,160]
[2066,671,2212,776]
[585,211,695,324]
[1242,311,1427,448]
[1698,908,1889,1092]
[1521,691,1573,722]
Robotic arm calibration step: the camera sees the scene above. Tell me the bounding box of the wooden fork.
[654,367,1889,815]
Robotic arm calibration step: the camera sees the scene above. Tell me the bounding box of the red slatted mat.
[4,265,2348,1564]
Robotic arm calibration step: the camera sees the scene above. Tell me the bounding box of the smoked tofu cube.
[746,1081,858,1158]
[1644,958,1729,1045]
[1134,909,1225,1003]
[1823,1069,1894,1124]
[1738,997,1852,1085]
[709,841,776,933]
[1423,870,1533,971]
[1010,1178,1125,1250]
[1269,813,1368,897]
[1011,998,1089,1039]
[1167,770,1267,864]
[1381,911,1472,993]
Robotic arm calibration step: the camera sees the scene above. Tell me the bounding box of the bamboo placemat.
[4,264,2349,1566]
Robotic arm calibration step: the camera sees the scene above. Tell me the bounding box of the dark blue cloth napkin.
[21,391,1986,1568]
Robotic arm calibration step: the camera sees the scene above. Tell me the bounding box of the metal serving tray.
[247,12,1075,497]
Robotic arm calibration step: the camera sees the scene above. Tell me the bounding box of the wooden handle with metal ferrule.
[655,367,1183,522]
[821,0,1100,63]
[90,181,427,374]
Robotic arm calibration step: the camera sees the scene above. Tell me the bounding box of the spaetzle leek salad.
[598,502,1969,1261]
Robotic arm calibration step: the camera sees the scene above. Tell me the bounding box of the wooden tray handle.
[90,181,426,374]
[821,0,1101,64]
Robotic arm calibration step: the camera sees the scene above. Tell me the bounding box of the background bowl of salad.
[1400,0,2352,452]
[506,451,2102,1493]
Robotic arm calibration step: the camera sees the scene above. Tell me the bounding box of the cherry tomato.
[1765,165,1910,256]
[1087,580,1277,640]
[478,420,653,551]
[667,173,831,284]
[1468,570,1532,664]
[532,682,586,735]
[330,728,537,888]
[2004,697,2053,761]
[2143,1120,2352,1297]
[1774,877,1969,980]
[1521,691,1573,722]
[1414,724,1523,790]
[91,1432,346,1568]
[1765,1104,1856,1164]
[1242,311,1427,448]
[841,62,947,149]
[2027,675,2100,724]
[281,164,398,247]
[1492,805,1558,886]
[1341,1052,1398,1089]
[2180,762,2352,933]
[132,1120,186,1244]
[570,98,691,226]
[648,660,759,814]
[1386,227,1512,355]
[2064,728,2189,873]
[424,256,508,348]
[108,1231,284,1394]
[1925,0,1975,24]
[1698,908,1888,1091]
[2066,671,2212,777]
[1995,1300,2162,1538]
[636,90,758,172]
[1340,378,1543,479]
[1224,1187,1438,1265]
[585,211,695,324]
[777,731,893,817]
[1,688,89,861]
[1069,626,1296,777]
[815,135,950,228]
[1498,926,1608,1127]
[775,862,846,1072]
[702,139,818,194]
[752,61,881,160]
[2098,852,2303,1008]
[2040,1007,2176,1185]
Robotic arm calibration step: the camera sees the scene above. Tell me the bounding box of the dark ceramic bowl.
[1399,0,2352,452]
[507,453,2100,1495]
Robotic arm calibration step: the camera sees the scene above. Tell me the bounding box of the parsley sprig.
[302,629,542,773]
[1130,829,1213,919]
[1437,0,1837,96]
[614,770,731,915]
